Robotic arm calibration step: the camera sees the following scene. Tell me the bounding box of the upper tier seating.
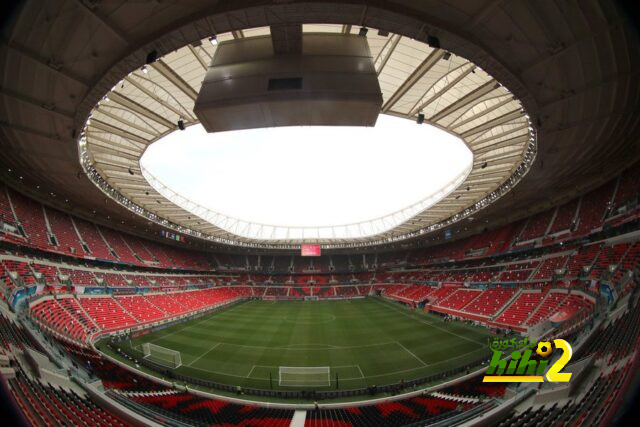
[519,210,555,241]
[122,235,156,264]
[45,207,86,256]
[2,167,640,278]
[534,256,568,280]
[566,244,601,277]
[60,268,96,286]
[9,189,50,249]
[141,240,175,267]
[575,181,615,235]
[2,260,35,286]
[99,227,139,265]
[94,271,128,287]
[72,218,117,261]
[32,263,60,284]
[612,166,640,209]
[0,184,17,225]
[548,199,579,234]
[123,274,150,287]
[331,255,350,271]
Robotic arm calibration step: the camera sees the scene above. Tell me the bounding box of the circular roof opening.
[80,25,536,247]
[140,114,472,240]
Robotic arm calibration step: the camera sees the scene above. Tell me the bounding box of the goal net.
[142,343,182,368]
[279,366,330,387]
[304,296,319,301]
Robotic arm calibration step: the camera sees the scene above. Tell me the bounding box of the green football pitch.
[115,297,492,391]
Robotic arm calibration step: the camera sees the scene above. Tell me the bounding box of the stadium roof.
[1,1,639,251]
[79,24,534,246]
[139,117,473,240]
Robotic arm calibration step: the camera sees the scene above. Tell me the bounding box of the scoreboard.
[301,244,321,256]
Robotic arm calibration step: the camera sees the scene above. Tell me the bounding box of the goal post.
[142,343,182,368]
[279,366,330,387]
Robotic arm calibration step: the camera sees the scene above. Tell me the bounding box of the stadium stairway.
[430,391,480,404]
[111,296,140,322]
[490,288,523,320]
[291,410,307,427]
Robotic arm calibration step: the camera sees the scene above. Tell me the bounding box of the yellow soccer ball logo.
[536,341,553,358]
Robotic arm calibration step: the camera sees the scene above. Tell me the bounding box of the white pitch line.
[187,342,221,367]
[157,347,487,382]
[186,364,270,380]
[207,341,397,351]
[395,341,428,367]
[246,365,257,378]
[373,298,486,346]
[281,343,340,349]
[356,364,365,379]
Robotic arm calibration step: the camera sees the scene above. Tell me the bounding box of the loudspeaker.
[146,50,158,64]
[427,35,440,48]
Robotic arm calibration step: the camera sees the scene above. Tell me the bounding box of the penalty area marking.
[200,340,397,351]
[245,364,366,380]
[330,365,366,379]
[280,343,340,349]
[162,347,485,382]
[395,341,428,367]
[187,342,221,367]
[372,297,487,346]
[246,364,279,376]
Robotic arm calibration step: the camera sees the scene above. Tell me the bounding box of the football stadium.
[0,1,639,426]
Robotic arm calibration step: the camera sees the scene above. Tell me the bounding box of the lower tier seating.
[495,292,545,326]
[464,287,516,316]
[304,396,473,427]
[30,287,251,341]
[8,368,127,427]
[120,391,294,427]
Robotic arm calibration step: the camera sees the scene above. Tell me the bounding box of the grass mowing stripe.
[115,298,491,391]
